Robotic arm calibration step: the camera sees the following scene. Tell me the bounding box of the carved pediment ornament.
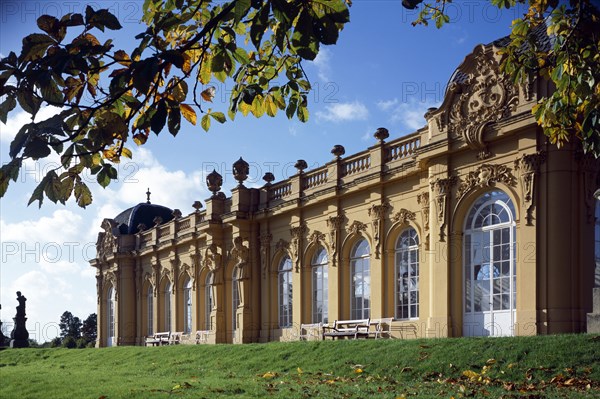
[348,220,367,236]
[457,164,517,200]
[105,271,118,301]
[96,230,117,260]
[392,208,416,225]
[290,223,307,272]
[326,214,345,267]
[309,231,326,247]
[514,152,546,225]
[447,46,519,160]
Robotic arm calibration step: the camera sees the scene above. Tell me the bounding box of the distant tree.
[59,311,82,340]
[81,313,97,346]
[49,336,62,348]
[62,336,77,349]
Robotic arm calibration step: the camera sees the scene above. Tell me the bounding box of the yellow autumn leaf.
[262,371,277,378]
[297,367,303,374]
[180,104,197,125]
[354,368,363,373]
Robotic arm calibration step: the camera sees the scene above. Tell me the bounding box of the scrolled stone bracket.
[514,152,546,226]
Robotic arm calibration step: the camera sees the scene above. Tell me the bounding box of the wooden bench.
[195,330,210,344]
[145,331,170,346]
[323,319,370,340]
[168,331,183,345]
[369,318,394,339]
[299,323,323,341]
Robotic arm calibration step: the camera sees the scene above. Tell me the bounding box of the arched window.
[311,247,328,323]
[395,228,419,319]
[350,239,370,319]
[278,256,293,327]
[232,267,240,330]
[164,282,171,331]
[464,190,516,337]
[107,286,115,347]
[183,278,192,334]
[205,272,214,330]
[147,285,153,336]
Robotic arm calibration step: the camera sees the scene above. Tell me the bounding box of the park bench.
[168,331,183,345]
[145,331,170,346]
[368,317,394,339]
[195,330,210,344]
[322,319,370,340]
[299,322,323,341]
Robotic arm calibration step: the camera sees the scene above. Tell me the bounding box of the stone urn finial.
[206,169,223,197]
[232,157,250,187]
[172,209,182,219]
[331,144,345,159]
[294,159,308,174]
[262,172,275,186]
[374,127,389,143]
[192,201,203,212]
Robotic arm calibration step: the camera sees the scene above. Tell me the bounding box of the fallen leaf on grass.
[262,371,277,378]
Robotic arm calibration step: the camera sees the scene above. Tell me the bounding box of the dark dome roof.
[114,203,174,234]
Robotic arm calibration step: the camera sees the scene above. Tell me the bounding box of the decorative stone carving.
[368,202,390,259]
[203,244,223,285]
[347,220,367,236]
[446,45,519,159]
[206,169,223,197]
[326,214,345,267]
[96,219,119,259]
[514,152,546,225]
[392,208,416,225]
[105,271,119,301]
[151,259,160,296]
[230,237,250,279]
[259,233,272,278]
[290,223,307,272]
[430,176,458,242]
[457,164,517,200]
[172,209,182,219]
[233,157,250,186]
[577,152,600,223]
[309,231,326,248]
[96,274,103,304]
[417,191,430,250]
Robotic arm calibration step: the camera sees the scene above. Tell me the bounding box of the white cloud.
[316,101,369,123]
[312,48,332,82]
[376,99,399,112]
[377,98,440,131]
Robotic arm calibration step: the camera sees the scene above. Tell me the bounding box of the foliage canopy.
[0,0,598,207]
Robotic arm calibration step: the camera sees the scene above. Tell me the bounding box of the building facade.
[91,41,600,346]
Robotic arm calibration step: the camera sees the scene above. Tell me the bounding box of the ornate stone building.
[91,39,599,346]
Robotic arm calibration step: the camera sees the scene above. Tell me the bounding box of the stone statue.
[10,291,29,348]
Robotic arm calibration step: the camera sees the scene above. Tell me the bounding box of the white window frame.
[395,228,419,320]
[107,286,115,346]
[278,256,293,328]
[205,272,213,330]
[147,285,153,336]
[183,278,192,334]
[164,282,171,331]
[350,239,370,320]
[311,247,329,324]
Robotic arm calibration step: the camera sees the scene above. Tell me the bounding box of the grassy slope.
[0,334,599,399]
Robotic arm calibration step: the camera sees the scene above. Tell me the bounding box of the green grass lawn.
[1,334,599,398]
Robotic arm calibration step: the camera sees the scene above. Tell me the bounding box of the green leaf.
[210,111,226,123]
[89,8,123,31]
[23,137,51,160]
[20,33,55,61]
[0,159,22,198]
[168,106,181,136]
[201,113,211,132]
[0,96,17,124]
[297,104,309,122]
[43,170,64,204]
[74,181,93,208]
[234,0,252,24]
[151,100,168,134]
[250,5,270,49]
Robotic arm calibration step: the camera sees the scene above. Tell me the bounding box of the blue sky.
[0,0,527,341]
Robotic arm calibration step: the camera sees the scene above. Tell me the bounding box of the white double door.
[463,226,516,337]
